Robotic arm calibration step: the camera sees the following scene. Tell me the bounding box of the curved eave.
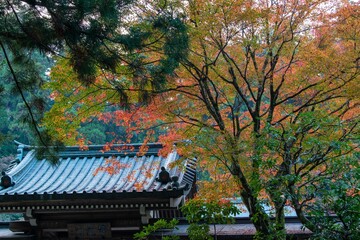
[0,187,187,203]
[0,142,197,212]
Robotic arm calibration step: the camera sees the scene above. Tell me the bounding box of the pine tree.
[0,0,188,154]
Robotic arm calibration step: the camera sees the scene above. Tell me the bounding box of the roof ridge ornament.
[1,171,15,188]
[14,140,33,162]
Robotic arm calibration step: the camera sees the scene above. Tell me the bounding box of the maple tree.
[163,0,359,238]
[44,0,359,239]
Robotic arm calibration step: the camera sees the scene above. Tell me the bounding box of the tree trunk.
[230,162,274,239]
[239,189,272,238]
[288,185,316,232]
[274,200,286,240]
[229,142,275,238]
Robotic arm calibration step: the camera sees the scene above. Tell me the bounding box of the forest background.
[0,0,359,239]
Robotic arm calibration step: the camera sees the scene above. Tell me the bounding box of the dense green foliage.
[309,157,360,240]
[133,219,179,240]
[0,50,53,156]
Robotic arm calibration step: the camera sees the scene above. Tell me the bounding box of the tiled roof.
[0,143,197,208]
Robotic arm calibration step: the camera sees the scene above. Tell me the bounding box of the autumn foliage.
[44,0,359,239]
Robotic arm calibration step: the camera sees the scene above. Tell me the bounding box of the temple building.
[0,142,197,239]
